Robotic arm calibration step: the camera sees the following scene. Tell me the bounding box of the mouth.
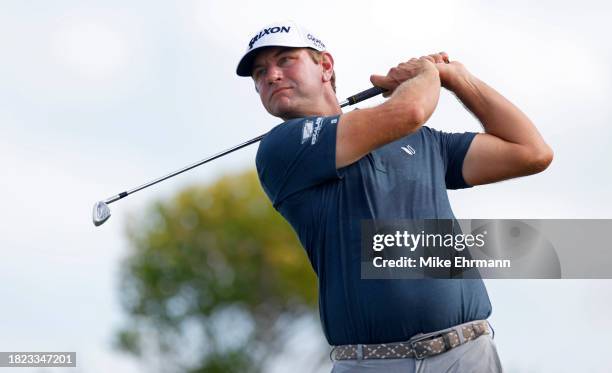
[270,87,292,99]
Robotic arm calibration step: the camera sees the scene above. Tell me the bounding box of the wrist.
[442,68,474,92]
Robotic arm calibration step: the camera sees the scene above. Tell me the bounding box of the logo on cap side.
[307,34,325,49]
[249,26,291,50]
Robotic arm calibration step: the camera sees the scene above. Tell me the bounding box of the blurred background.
[1,0,611,372]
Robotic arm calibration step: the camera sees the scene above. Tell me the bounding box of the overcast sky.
[1,1,611,372]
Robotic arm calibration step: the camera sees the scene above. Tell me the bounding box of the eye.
[253,67,266,80]
[278,55,294,66]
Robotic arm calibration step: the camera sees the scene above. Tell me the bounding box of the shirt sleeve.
[428,127,478,189]
[255,115,342,208]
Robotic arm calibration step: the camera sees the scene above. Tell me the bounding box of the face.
[251,47,326,119]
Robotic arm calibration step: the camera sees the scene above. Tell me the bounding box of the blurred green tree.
[114,170,321,373]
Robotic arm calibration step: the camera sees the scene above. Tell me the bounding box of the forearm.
[336,61,440,168]
[383,63,441,138]
[448,74,550,153]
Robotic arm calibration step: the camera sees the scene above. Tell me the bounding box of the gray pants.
[331,334,503,373]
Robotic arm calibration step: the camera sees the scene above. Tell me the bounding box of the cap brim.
[236,47,263,77]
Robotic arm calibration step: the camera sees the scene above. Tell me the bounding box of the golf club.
[92,86,386,227]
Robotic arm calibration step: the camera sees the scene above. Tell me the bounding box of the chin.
[268,102,301,120]
[269,109,299,120]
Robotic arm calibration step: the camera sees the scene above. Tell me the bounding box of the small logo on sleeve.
[302,120,314,144]
[311,117,323,145]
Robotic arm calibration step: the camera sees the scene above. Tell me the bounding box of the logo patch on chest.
[401,144,416,155]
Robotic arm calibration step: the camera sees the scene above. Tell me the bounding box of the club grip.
[345,86,386,105]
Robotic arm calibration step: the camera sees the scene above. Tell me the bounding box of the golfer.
[237,21,552,372]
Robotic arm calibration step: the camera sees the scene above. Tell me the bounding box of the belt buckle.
[409,334,434,360]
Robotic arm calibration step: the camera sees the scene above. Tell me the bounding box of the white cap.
[236,21,327,77]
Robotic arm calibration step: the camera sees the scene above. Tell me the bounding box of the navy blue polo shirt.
[255,115,492,345]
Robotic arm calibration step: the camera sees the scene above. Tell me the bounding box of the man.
[236,21,553,372]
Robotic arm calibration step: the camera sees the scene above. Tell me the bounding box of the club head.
[93,201,111,226]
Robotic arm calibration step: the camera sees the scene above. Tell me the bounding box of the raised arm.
[424,52,554,186]
[335,58,441,168]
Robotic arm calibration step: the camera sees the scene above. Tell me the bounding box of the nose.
[264,65,283,85]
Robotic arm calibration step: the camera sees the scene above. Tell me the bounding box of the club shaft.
[104,135,265,204]
[103,86,385,205]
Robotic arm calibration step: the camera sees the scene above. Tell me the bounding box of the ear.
[321,52,334,83]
